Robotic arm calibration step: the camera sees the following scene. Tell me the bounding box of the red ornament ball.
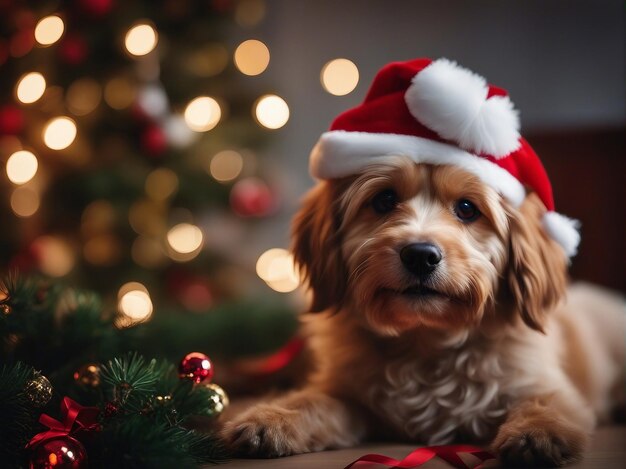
[179,352,213,383]
[140,125,167,157]
[0,105,24,135]
[230,178,276,217]
[58,35,88,65]
[78,0,115,17]
[29,436,87,469]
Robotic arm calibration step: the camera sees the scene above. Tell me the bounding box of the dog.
[222,58,625,467]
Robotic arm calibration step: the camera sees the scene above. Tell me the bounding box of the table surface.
[216,425,626,469]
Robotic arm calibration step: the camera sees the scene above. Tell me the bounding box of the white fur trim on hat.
[405,58,521,158]
[542,211,581,258]
[310,130,526,207]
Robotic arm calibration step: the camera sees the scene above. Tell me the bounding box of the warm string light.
[104,76,136,110]
[131,236,166,268]
[128,199,164,236]
[209,150,244,182]
[117,282,153,327]
[43,117,77,150]
[166,223,204,261]
[256,248,299,293]
[235,0,266,28]
[145,168,179,201]
[10,187,40,217]
[254,94,289,129]
[234,39,270,76]
[6,150,38,184]
[67,78,102,116]
[34,15,65,46]
[124,23,158,56]
[83,234,121,266]
[32,236,75,277]
[184,44,229,77]
[321,58,359,96]
[184,96,221,132]
[16,72,46,104]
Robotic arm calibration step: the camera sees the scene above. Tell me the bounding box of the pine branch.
[98,415,227,468]
[100,353,160,411]
[0,362,39,467]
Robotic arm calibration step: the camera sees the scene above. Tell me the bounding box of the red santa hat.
[310,58,580,257]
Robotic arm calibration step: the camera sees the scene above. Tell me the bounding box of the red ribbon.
[344,445,495,469]
[26,397,100,449]
[234,337,306,376]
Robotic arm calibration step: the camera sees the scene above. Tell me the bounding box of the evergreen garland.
[0,275,272,468]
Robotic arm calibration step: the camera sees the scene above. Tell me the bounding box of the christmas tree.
[1,0,303,466]
[1,2,300,352]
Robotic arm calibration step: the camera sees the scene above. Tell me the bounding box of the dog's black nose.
[400,243,442,278]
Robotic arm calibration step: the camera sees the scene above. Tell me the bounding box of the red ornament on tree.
[140,125,167,157]
[178,352,213,383]
[78,0,115,17]
[28,436,87,469]
[58,34,88,65]
[230,177,276,217]
[0,105,24,135]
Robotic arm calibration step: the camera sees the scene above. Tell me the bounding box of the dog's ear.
[291,181,346,312]
[506,193,568,332]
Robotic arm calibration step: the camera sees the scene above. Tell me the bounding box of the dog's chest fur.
[366,337,511,444]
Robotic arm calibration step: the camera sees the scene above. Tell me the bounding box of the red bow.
[26,397,100,449]
[344,444,495,469]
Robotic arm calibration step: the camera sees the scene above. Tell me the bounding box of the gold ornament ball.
[73,363,101,387]
[25,374,53,407]
[1,304,11,315]
[205,383,229,417]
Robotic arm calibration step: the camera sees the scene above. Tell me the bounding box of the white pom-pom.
[543,211,581,258]
[405,58,521,158]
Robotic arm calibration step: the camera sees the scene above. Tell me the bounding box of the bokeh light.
[104,76,136,110]
[6,150,38,184]
[235,0,266,27]
[117,282,153,326]
[234,39,270,76]
[128,199,164,236]
[321,58,359,96]
[34,15,64,46]
[67,78,102,116]
[184,44,229,77]
[254,94,289,129]
[33,236,75,277]
[43,117,77,150]
[209,150,244,182]
[16,72,46,104]
[131,236,166,268]
[10,187,39,217]
[83,234,121,266]
[145,168,179,201]
[81,200,116,236]
[166,223,203,258]
[184,96,221,132]
[124,23,158,56]
[256,248,299,293]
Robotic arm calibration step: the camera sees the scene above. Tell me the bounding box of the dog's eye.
[454,199,480,222]
[372,189,399,214]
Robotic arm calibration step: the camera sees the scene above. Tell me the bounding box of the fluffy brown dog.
[222,160,625,466]
[222,58,625,466]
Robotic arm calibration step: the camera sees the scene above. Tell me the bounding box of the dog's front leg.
[491,392,595,467]
[221,388,367,457]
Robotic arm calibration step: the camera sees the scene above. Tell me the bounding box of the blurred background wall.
[249,0,624,290]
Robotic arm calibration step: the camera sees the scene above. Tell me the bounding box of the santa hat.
[310,58,580,257]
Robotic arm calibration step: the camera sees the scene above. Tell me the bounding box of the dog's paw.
[492,423,586,467]
[221,404,309,458]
